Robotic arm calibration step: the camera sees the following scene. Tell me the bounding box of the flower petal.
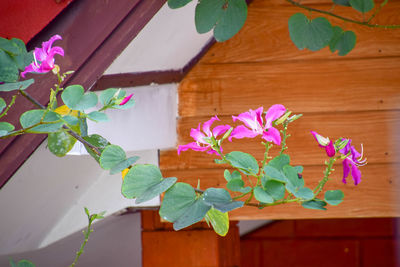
[233,109,261,132]
[325,140,336,157]
[265,104,286,128]
[212,124,231,137]
[190,125,207,144]
[229,125,260,141]
[177,142,209,155]
[119,94,134,106]
[202,116,219,137]
[351,163,361,185]
[342,159,351,184]
[262,126,281,145]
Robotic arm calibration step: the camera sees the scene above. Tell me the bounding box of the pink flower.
[119,94,134,106]
[229,105,286,145]
[178,116,231,155]
[339,139,366,185]
[310,131,336,157]
[21,35,64,77]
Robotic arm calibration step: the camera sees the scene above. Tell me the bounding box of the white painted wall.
[105,1,213,74]
[0,212,142,267]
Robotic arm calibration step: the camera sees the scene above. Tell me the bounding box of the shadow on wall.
[0,212,142,267]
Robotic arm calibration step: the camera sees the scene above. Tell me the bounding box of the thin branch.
[0,95,18,119]
[286,0,400,29]
[367,0,388,23]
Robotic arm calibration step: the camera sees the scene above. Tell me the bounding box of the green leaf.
[83,134,110,162]
[122,164,163,198]
[99,145,126,170]
[0,97,5,113]
[302,199,327,210]
[333,0,351,6]
[254,186,274,204]
[283,165,304,189]
[110,156,140,175]
[168,0,192,9]
[324,190,344,205]
[9,258,17,267]
[62,115,79,126]
[0,49,19,82]
[288,13,333,51]
[195,0,225,33]
[99,88,121,105]
[350,0,374,13]
[10,38,32,70]
[61,85,98,111]
[264,180,285,200]
[203,188,244,212]
[79,117,88,137]
[0,79,34,92]
[0,37,20,55]
[329,26,356,56]
[293,187,314,200]
[135,177,177,204]
[0,122,14,137]
[294,165,303,174]
[226,151,259,175]
[227,178,251,193]
[214,0,247,42]
[87,111,109,122]
[173,198,211,230]
[264,165,287,183]
[17,260,36,267]
[20,110,63,133]
[205,208,229,236]
[269,154,290,170]
[48,131,77,157]
[159,182,197,222]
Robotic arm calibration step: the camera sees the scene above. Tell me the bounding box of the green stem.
[286,0,400,29]
[0,95,17,119]
[70,219,94,267]
[313,157,337,196]
[367,0,388,23]
[245,197,300,207]
[280,122,289,155]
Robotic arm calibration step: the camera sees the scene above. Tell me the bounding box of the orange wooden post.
[141,210,240,267]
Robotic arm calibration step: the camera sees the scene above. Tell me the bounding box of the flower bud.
[287,114,302,122]
[275,111,292,125]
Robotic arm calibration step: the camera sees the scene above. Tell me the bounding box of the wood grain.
[179,58,400,117]
[202,1,400,64]
[160,110,399,170]
[161,163,400,219]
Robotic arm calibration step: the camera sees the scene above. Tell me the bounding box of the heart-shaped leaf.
[325,190,344,205]
[61,85,98,111]
[333,0,351,6]
[83,134,110,162]
[289,13,333,51]
[135,177,177,204]
[87,111,109,122]
[159,182,197,222]
[329,26,356,56]
[350,0,374,13]
[226,151,259,175]
[20,110,63,133]
[254,186,274,204]
[122,164,164,199]
[302,199,327,210]
[0,122,15,137]
[110,156,139,175]
[173,198,211,230]
[264,180,285,200]
[168,0,192,9]
[0,79,34,92]
[99,145,126,170]
[205,208,230,236]
[203,188,244,212]
[48,131,77,157]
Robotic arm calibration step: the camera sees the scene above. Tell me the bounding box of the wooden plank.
[160,110,399,170]
[179,57,400,117]
[201,1,400,64]
[161,163,400,219]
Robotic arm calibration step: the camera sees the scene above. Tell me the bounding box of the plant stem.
[0,95,17,119]
[70,215,96,267]
[280,122,289,155]
[245,197,300,207]
[367,0,388,23]
[18,89,102,156]
[313,157,337,196]
[286,0,400,29]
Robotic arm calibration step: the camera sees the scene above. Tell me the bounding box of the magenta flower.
[340,139,366,185]
[310,131,336,157]
[21,35,64,78]
[229,105,286,145]
[177,116,231,155]
[119,94,134,106]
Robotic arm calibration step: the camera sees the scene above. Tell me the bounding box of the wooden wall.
[241,218,400,266]
[160,0,400,219]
